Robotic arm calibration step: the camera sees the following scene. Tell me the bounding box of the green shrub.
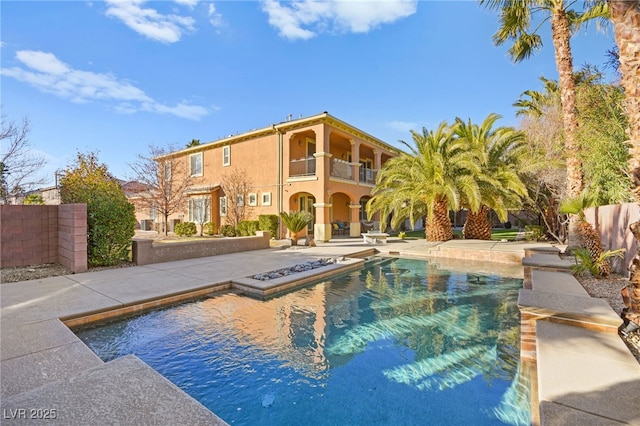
[259,214,278,238]
[524,225,544,241]
[203,222,216,236]
[174,222,197,237]
[237,220,259,236]
[220,224,236,237]
[59,152,136,267]
[571,247,625,278]
[87,194,136,266]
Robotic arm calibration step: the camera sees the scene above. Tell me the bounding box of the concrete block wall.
[58,204,87,273]
[0,204,87,273]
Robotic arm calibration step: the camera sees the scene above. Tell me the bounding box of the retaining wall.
[132,231,271,266]
[0,204,87,273]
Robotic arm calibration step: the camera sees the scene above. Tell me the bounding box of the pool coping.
[2,238,637,425]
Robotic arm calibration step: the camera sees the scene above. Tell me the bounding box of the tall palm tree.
[455,113,529,240]
[481,0,596,247]
[607,0,640,198]
[367,121,481,241]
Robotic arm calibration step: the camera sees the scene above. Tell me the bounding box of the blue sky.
[2,0,615,187]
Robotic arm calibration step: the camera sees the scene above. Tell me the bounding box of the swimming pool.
[76,257,531,425]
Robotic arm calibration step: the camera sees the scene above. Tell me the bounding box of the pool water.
[76,257,531,425]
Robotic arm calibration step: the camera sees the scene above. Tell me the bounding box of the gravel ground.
[1,260,638,362]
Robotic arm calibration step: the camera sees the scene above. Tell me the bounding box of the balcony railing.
[330,158,353,180]
[289,157,316,177]
[359,168,377,184]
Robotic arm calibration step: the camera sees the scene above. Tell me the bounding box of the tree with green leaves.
[515,66,630,242]
[280,210,313,245]
[481,0,607,247]
[368,121,480,241]
[23,193,44,205]
[60,151,135,266]
[454,113,529,240]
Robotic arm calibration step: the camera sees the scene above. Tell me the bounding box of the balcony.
[359,168,377,185]
[330,158,353,180]
[290,157,316,177]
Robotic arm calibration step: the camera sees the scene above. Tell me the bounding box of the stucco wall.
[585,202,640,277]
[0,204,87,273]
[132,231,271,266]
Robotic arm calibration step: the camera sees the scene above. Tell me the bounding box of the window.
[237,194,244,207]
[220,196,227,216]
[261,192,272,206]
[248,193,258,206]
[189,197,210,223]
[190,153,203,176]
[223,146,230,166]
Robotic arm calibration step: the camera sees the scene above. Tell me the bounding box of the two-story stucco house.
[143,112,401,241]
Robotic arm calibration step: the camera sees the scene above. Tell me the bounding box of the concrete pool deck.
[1,238,638,425]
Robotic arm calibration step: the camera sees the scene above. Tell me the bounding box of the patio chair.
[336,220,350,234]
[332,223,344,235]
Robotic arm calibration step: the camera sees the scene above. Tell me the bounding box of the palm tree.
[279,210,313,245]
[560,190,611,276]
[481,0,601,247]
[367,121,481,241]
[607,0,640,198]
[455,114,529,240]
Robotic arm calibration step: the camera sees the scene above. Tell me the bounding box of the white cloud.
[105,0,195,43]
[208,3,224,30]
[175,0,199,8]
[2,50,209,121]
[260,0,417,40]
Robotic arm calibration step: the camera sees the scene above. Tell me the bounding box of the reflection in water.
[76,257,530,426]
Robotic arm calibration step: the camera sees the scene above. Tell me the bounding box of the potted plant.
[280,211,313,246]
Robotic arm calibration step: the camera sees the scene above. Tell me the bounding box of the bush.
[203,222,216,236]
[259,214,279,238]
[524,225,544,241]
[220,224,236,237]
[59,152,136,267]
[174,222,197,237]
[237,220,259,236]
[87,194,136,266]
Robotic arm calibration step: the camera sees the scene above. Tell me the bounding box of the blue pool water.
[76,257,531,425]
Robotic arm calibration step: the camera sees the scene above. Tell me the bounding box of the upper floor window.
[223,145,230,166]
[190,153,203,176]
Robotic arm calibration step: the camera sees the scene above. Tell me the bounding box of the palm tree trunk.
[609,0,640,198]
[463,206,492,240]
[550,5,583,248]
[425,198,453,241]
[609,0,640,277]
